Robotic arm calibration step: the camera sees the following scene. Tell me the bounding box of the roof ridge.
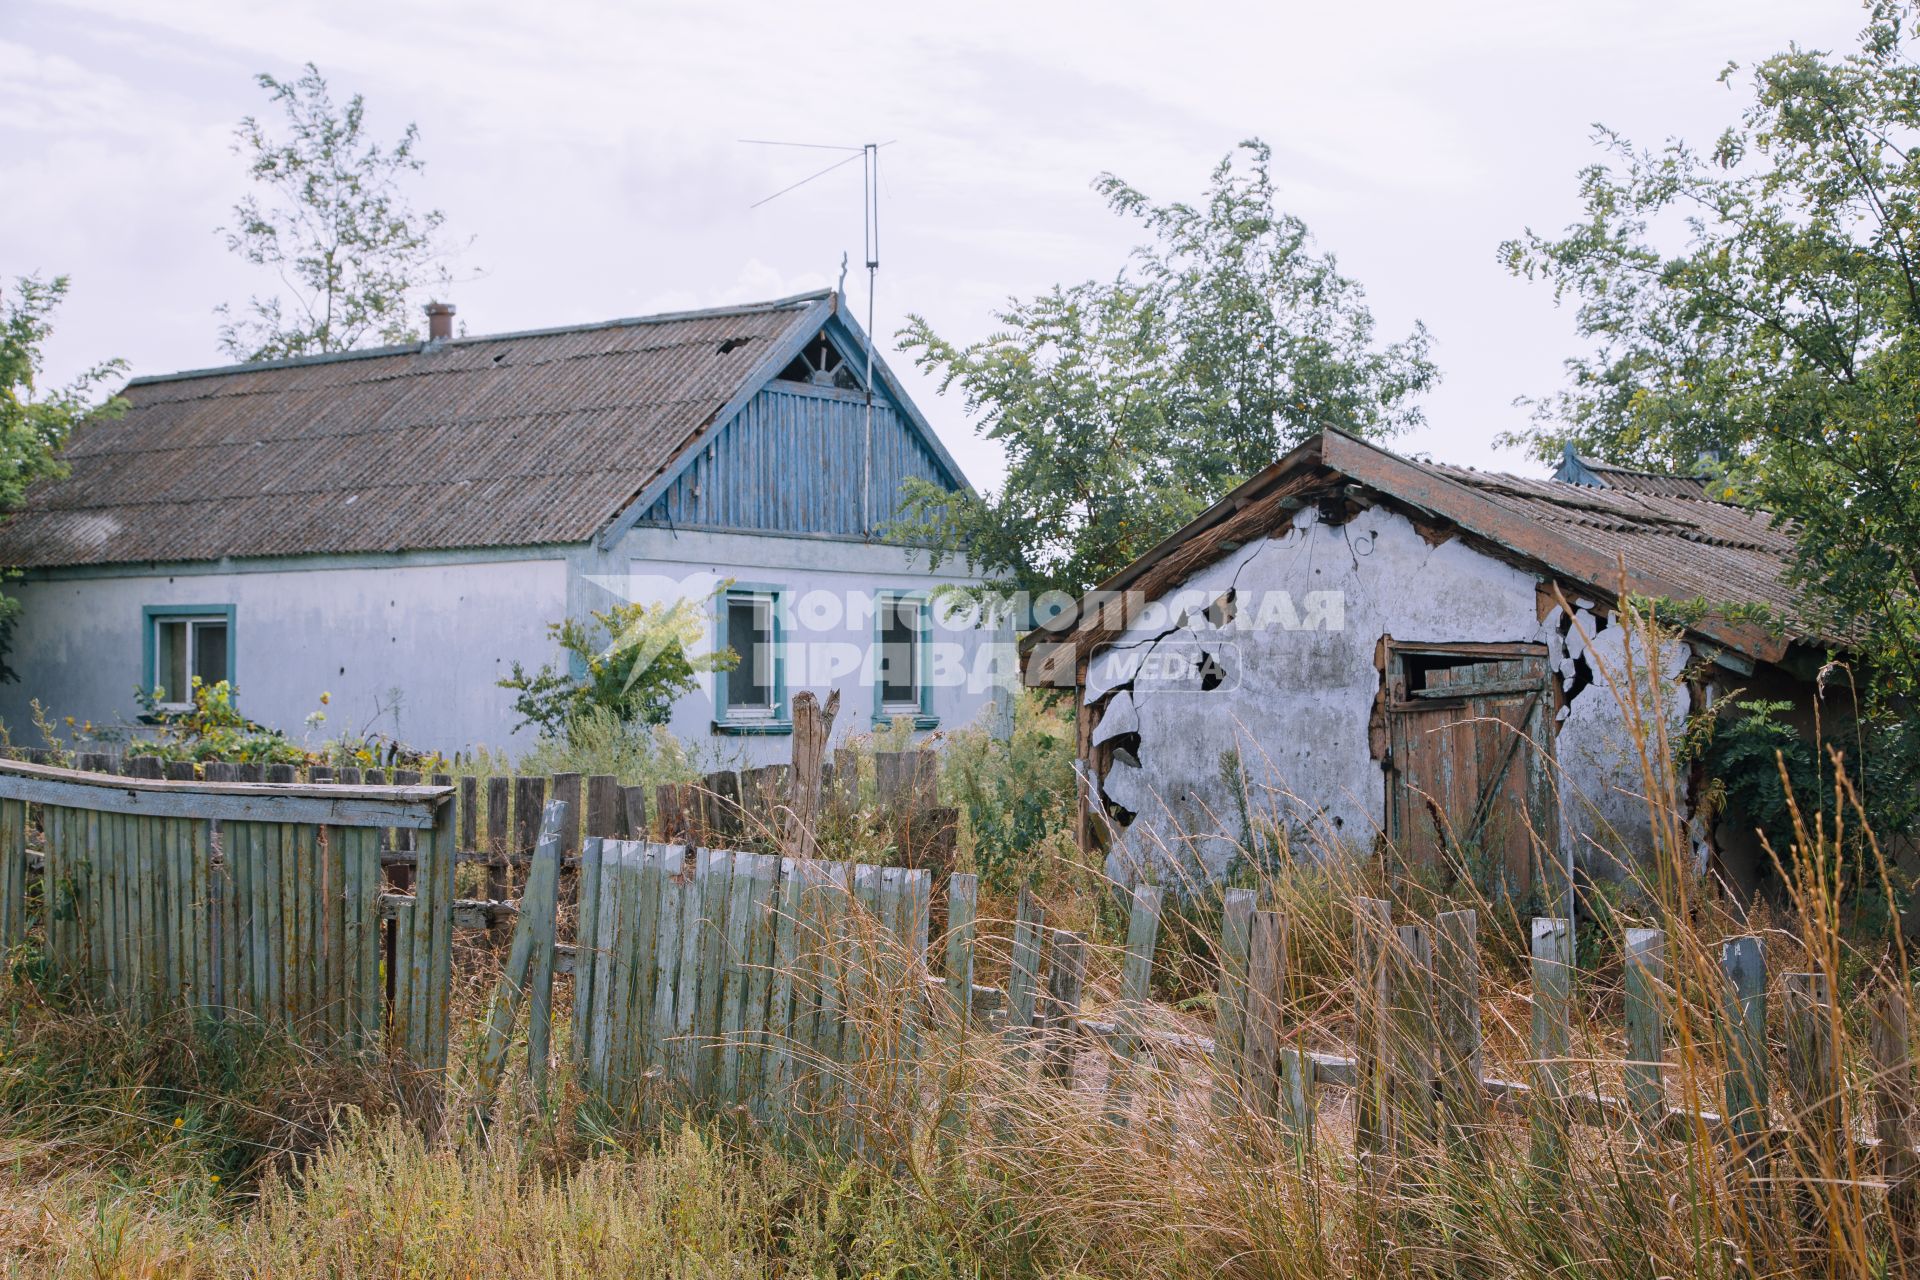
[125,289,836,389]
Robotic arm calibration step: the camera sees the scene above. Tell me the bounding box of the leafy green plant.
[939,691,1077,891]
[130,679,310,766]
[499,597,734,740]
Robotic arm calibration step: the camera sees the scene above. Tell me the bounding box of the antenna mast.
[741,137,892,539]
[860,143,879,540]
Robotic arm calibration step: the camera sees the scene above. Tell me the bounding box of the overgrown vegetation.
[0,275,124,683]
[499,598,734,740]
[1506,1,1920,723]
[218,62,468,361]
[894,140,1436,599]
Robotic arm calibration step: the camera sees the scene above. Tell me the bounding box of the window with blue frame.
[873,592,937,729]
[715,587,788,733]
[143,605,235,710]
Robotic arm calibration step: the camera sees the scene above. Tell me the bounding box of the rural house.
[0,290,1002,757]
[1022,430,1844,904]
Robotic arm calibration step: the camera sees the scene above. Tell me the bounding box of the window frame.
[142,604,237,713]
[713,584,790,735]
[871,590,938,730]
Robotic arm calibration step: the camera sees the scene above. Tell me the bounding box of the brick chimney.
[425,301,454,341]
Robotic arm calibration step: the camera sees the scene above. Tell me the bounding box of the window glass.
[726,596,775,712]
[156,620,188,701]
[194,621,229,687]
[880,597,920,708]
[150,614,229,707]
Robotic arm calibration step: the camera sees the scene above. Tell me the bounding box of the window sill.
[712,720,793,736]
[871,714,940,731]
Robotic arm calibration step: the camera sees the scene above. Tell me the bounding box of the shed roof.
[1024,431,1833,678]
[0,290,926,569]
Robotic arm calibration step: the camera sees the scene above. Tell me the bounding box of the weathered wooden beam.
[0,758,448,828]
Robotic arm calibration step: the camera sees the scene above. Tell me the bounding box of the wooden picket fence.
[7,747,1920,1244]
[0,758,458,1071]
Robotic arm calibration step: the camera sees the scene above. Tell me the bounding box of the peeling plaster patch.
[1553,615,1693,883]
[1095,505,1545,890]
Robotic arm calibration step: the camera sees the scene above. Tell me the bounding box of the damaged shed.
[1021,431,1846,905]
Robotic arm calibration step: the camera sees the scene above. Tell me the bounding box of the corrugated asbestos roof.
[1418,462,1820,640]
[1023,431,1834,675]
[1568,456,1714,499]
[0,292,833,568]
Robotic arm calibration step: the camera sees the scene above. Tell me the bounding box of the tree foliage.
[0,275,124,680]
[500,597,735,740]
[219,63,462,362]
[1505,2,1920,702]
[895,141,1436,600]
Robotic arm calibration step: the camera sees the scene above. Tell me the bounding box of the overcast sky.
[2,0,1868,489]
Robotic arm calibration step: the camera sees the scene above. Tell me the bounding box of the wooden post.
[1004,887,1047,1068]
[1245,910,1287,1121]
[1432,909,1484,1150]
[620,785,648,843]
[1214,888,1255,1117]
[1388,922,1437,1156]
[1353,897,1393,1158]
[1873,986,1917,1265]
[1529,917,1572,1188]
[1280,1046,1315,1156]
[551,774,582,858]
[1783,970,1840,1259]
[787,690,838,857]
[1623,927,1666,1132]
[1720,935,1769,1178]
[1042,929,1086,1084]
[585,775,623,839]
[485,776,511,939]
[1103,883,1163,1128]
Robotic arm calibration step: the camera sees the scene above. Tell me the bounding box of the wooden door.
[1384,649,1557,898]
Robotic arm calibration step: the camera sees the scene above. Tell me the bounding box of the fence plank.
[1721,934,1769,1175]
[471,799,566,1132]
[551,774,582,859]
[1353,897,1393,1158]
[621,787,649,846]
[1874,987,1917,1264]
[1043,929,1087,1084]
[1623,927,1666,1132]
[1005,887,1046,1066]
[486,776,511,927]
[694,850,738,1102]
[1433,909,1484,1149]
[737,852,782,1113]
[1783,970,1841,1255]
[1104,883,1164,1128]
[1214,888,1256,1116]
[717,850,759,1105]
[1281,1046,1315,1155]
[572,833,605,1069]
[586,776,622,838]
[765,858,804,1130]
[1530,917,1574,1187]
[1246,910,1287,1121]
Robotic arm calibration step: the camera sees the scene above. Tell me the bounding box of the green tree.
[218,63,463,361]
[0,275,124,680]
[895,140,1436,600]
[1504,2,1920,704]
[500,597,735,740]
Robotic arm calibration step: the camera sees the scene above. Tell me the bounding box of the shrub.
[129,679,310,765]
[499,598,734,739]
[940,690,1077,892]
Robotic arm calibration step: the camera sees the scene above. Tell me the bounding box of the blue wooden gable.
[601,299,969,546]
[641,381,956,535]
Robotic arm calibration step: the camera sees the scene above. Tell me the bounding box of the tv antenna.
[742,138,890,536]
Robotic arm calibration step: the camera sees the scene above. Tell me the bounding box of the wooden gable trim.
[593,295,838,550]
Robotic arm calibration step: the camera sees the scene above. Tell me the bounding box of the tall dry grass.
[2,601,1915,1277]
